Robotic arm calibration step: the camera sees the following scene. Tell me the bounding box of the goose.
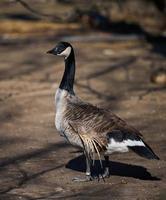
[47,41,159,182]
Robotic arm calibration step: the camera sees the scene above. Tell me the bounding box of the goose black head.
[47,41,72,59]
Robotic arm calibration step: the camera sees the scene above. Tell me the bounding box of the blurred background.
[0,0,166,200]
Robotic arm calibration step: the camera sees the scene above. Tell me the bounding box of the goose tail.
[107,131,159,160]
[128,140,159,160]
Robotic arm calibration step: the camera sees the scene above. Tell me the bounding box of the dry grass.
[0,20,81,36]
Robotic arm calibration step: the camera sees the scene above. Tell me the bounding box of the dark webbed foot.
[72,155,93,182]
[72,155,110,182]
[72,167,110,182]
[72,175,93,182]
[98,155,110,179]
[99,167,110,179]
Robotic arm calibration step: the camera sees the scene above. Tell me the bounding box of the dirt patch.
[0,37,165,200]
[0,1,166,199]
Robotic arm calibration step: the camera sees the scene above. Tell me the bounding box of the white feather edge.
[106,138,145,153]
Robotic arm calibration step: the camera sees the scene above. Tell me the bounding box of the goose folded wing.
[65,100,143,150]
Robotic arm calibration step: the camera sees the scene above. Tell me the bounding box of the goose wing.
[65,98,142,149]
[65,97,159,160]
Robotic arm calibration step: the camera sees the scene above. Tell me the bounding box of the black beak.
[47,48,55,54]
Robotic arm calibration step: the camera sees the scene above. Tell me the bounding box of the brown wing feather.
[64,96,143,156]
[66,97,141,135]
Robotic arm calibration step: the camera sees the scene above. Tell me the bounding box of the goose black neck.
[59,48,75,95]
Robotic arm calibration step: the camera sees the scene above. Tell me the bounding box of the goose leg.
[103,155,110,177]
[99,155,110,179]
[72,155,93,182]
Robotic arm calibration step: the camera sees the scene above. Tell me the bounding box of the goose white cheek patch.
[58,47,71,59]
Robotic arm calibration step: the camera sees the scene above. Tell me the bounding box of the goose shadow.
[66,154,160,181]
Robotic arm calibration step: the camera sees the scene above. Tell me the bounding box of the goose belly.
[55,111,68,139]
[55,89,83,148]
[55,115,83,148]
[63,131,83,148]
[55,112,64,134]
[55,88,67,136]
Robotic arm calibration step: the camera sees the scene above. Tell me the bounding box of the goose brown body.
[55,88,158,160]
[48,41,159,181]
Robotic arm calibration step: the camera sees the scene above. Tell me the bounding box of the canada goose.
[47,41,159,182]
